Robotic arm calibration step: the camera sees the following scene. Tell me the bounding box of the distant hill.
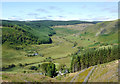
[80,19,119,44]
[2,20,56,48]
[29,20,99,26]
[83,20,118,36]
[2,20,100,48]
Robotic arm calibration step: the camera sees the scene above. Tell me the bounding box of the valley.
[1,20,119,82]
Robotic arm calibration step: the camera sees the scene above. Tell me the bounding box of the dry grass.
[73,66,93,82]
[2,73,58,82]
[53,23,94,30]
[64,72,79,82]
[88,60,118,82]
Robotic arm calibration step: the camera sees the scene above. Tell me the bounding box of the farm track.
[70,68,87,83]
[70,65,97,83]
[23,55,71,67]
[82,65,97,84]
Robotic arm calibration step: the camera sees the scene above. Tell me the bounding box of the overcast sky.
[2,2,118,21]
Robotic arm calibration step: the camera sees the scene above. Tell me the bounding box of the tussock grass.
[88,60,118,82]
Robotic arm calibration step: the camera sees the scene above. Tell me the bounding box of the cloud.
[92,17,110,21]
[102,7,118,13]
[24,18,40,21]
[81,5,87,8]
[8,16,23,21]
[89,16,116,21]
[47,15,52,17]
[36,8,49,13]
[49,6,60,10]
[78,15,117,21]
[58,16,64,18]
[27,13,39,19]
[35,16,49,20]
[27,13,38,16]
[48,6,64,13]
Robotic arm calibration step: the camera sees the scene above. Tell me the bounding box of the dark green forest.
[2,20,56,47]
[70,45,119,73]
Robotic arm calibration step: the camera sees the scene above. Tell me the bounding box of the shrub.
[29,66,38,70]
[38,64,40,67]
[18,63,23,67]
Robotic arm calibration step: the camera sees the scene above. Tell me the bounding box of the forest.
[70,45,119,72]
[2,20,56,48]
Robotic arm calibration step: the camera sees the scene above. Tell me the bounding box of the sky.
[1,2,118,21]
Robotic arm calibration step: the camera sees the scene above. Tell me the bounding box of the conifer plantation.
[70,46,119,72]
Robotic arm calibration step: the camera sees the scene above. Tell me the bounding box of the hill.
[2,20,56,47]
[29,20,98,26]
[88,60,118,82]
[80,20,119,44]
[2,20,98,47]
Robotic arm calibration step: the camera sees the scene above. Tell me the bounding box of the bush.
[18,63,23,67]
[2,64,16,71]
[38,64,40,67]
[24,71,26,73]
[24,63,28,66]
[29,66,38,70]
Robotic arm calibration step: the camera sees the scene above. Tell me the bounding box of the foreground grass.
[88,60,118,82]
[73,66,93,82]
[2,73,58,82]
[55,71,79,82]
[2,60,118,82]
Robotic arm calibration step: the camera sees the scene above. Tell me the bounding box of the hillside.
[2,73,58,82]
[80,20,119,44]
[2,20,98,47]
[88,60,118,82]
[2,20,56,46]
[29,20,98,26]
[2,60,118,82]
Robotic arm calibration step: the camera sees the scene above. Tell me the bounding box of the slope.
[2,20,56,46]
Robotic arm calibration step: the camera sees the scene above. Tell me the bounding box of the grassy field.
[2,73,58,82]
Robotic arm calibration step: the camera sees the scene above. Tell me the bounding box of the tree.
[29,66,38,70]
[70,46,118,73]
[73,41,77,47]
[41,62,56,77]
